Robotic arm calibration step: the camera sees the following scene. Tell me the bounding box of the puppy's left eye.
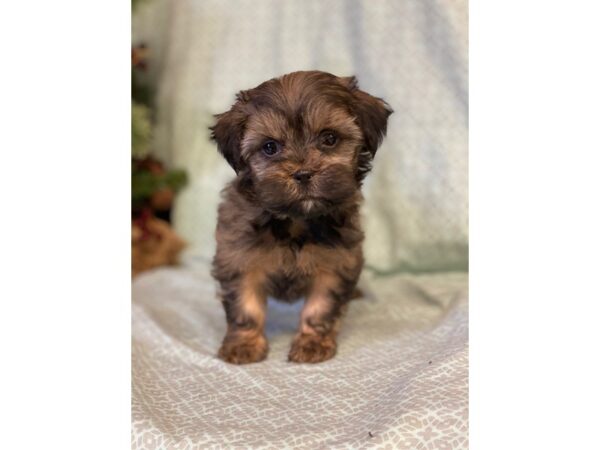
[319,131,338,148]
[262,140,281,157]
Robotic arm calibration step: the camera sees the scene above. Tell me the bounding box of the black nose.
[292,170,313,183]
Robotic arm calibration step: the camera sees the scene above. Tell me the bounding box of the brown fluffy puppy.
[210,71,392,364]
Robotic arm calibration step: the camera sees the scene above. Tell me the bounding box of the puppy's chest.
[261,216,345,250]
[260,219,331,300]
[246,212,362,277]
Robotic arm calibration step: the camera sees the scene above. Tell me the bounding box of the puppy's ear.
[341,76,393,157]
[210,91,250,173]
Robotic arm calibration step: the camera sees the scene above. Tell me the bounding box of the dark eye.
[320,131,338,148]
[262,140,281,157]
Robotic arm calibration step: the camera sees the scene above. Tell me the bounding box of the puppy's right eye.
[319,130,338,148]
[262,140,281,157]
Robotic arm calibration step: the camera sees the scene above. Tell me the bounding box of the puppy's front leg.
[288,272,353,364]
[218,272,268,364]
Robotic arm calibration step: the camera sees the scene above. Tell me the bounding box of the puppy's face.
[211,71,392,217]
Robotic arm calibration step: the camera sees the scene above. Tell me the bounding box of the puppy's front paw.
[288,333,337,363]
[218,334,268,364]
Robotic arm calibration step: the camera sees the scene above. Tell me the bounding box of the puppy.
[210,71,392,364]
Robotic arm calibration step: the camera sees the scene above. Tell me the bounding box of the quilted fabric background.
[132,0,468,273]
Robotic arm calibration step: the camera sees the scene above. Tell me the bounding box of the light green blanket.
[133,0,468,275]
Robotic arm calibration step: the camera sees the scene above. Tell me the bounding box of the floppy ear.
[209,92,250,174]
[339,76,393,181]
[343,76,393,158]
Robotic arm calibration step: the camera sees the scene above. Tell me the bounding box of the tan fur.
[299,272,339,335]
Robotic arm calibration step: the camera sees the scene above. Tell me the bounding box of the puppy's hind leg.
[218,271,268,364]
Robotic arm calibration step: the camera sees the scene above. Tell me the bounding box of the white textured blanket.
[132,266,468,449]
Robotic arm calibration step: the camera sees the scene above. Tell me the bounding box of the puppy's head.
[211,71,392,217]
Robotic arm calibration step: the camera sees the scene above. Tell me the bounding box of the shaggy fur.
[210,71,392,364]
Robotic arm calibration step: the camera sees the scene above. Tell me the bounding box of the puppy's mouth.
[256,173,356,218]
[298,198,323,214]
[266,196,333,218]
